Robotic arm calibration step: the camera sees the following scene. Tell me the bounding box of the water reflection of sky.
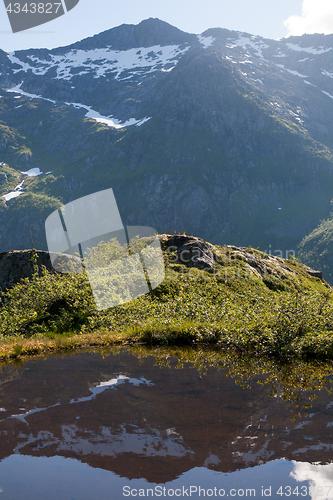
[292,462,333,499]
[0,455,325,500]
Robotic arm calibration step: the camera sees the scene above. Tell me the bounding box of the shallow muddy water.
[0,347,333,499]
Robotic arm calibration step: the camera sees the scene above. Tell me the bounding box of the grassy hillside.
[298,213,333,285]
[0,235,333,361]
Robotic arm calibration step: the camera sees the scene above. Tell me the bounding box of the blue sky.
[0,0,331,53]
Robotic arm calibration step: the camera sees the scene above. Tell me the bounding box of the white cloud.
[284,0,333,36]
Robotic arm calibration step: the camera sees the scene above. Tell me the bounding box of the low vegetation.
[0,238,333,361]
[298,210,333,285]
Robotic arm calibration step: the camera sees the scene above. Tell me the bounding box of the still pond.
[0,347,333,499]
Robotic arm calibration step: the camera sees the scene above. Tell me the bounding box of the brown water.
[0,347,333,499]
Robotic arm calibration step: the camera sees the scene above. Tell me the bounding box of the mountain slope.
[1,19,333,276]
[298,212,333,283]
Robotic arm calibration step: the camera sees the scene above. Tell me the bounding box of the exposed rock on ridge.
[159,234,323,281]
[0,250,81,290]
[0,235,324,291]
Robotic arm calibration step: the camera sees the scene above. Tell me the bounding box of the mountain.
[1,18,333,278]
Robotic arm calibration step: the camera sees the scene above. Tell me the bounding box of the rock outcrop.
[159,234,324,282]
[0,250,82,290]
[159,234,215,270]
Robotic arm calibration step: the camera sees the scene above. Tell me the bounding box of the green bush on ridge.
[0,244,333,360]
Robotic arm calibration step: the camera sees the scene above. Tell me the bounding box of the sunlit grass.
[0,244,333,361]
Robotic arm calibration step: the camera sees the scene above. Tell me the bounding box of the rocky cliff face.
[1,19,333,265]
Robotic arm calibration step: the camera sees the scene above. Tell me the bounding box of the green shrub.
[1,244,333,359]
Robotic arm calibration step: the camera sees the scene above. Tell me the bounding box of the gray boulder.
[160,234,214,270]
[0,250,82,290]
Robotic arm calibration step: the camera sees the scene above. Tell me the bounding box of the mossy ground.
[0,242,333,362]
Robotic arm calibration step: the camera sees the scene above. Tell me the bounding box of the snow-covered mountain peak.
[2,19,333,137]
[8,43,190,82]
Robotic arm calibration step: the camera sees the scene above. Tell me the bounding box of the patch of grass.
[8,192,62,213]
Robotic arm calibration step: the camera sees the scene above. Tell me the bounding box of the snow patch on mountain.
[8,44,190,82]
[251,78,264,85]
[4,84,151,128]
[2,168,49,202]
[65,101,151,128]
[226,36,269,59]
[275,64,308,78]
[322,90,333,100]
[5,84,56,103]
[322,70,333,79]
[286,43,332,55]
[21,168,42,176]
[3,180,24,201]
[161,66,175,72]
[304,80,317,87]
[135,117,151,126]
[225,55,237,63]
[197,35,214,49]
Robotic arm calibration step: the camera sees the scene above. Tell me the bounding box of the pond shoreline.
[1,326,333,363]
[0,331,131,361]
